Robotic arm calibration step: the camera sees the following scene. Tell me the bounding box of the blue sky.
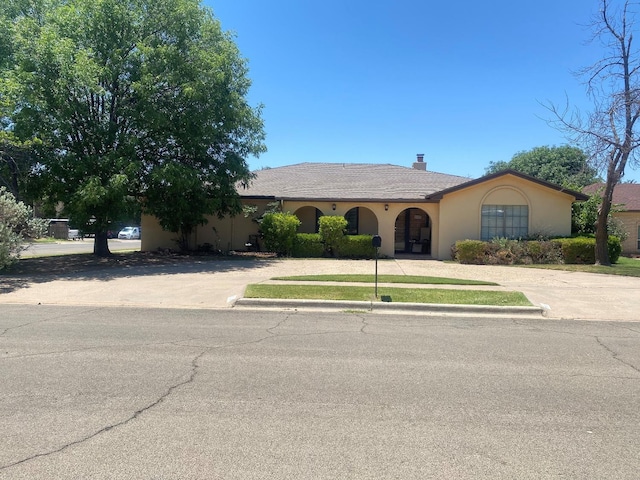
[205,0,640,182]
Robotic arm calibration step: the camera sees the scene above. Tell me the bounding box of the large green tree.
[1,0,265,255]
[485,145,600,188]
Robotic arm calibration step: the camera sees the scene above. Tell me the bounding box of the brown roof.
[583,183,640,211]
[240,163,471,201]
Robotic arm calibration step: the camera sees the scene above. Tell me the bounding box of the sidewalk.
[1,257,639,321]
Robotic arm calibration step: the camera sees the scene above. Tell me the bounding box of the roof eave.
[425,169,590,201]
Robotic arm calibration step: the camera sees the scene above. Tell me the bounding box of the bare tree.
[550,0,640,265]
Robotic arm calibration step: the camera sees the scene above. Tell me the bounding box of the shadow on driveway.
[0,252,278,294]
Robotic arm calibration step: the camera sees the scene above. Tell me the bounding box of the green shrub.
[293,233,324,257]
[552,236,622,264]
[318,215,347,256]
[454,238,563,265]
[607,235,622,263]
[260,212,300,256]
[339,235,377,259]
[454,240,487,264]
[1,187,48,270]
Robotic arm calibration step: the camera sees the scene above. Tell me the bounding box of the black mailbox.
[372,235,382,248]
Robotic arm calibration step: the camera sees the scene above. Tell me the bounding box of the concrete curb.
[234,298,545,316]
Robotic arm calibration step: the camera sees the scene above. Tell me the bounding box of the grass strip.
[271,274,497,285]
[522,256,640,277]
[245,284,531,306]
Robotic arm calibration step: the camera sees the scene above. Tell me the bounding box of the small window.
[481,205,528,240]
[637,225,640,250]
[344,208,359,235]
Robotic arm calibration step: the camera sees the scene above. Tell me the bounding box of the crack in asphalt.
[1,314,364,471]
[0,346,209,471]
[595,337,640,375]
[0,307,103,337]
[4,312,638,471]
[0,337,197,360]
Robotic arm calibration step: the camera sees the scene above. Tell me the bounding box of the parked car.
[118,226,141,239]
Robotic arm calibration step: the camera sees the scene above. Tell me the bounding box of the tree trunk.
[93,231,111,257]
[594,177,615,266]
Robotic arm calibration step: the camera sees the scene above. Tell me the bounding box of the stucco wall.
[293,206,320,233]
[613,211,640,254]
[141,175,578,260]
[437,174,575,259]
[141,200,270,253]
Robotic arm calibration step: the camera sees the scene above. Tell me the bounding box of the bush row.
[452,236,621,265]
[291,233,377,258]
[261,213,378,258]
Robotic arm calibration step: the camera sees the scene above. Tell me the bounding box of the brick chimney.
[412,153,426,170]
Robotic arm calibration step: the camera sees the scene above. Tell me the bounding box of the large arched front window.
[481,205,529,240]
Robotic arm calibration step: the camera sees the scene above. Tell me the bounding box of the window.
[481,205,528,240]
[344,208,359,235]
[637,225,640,250]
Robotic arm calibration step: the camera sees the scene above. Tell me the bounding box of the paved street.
[1,306,639,479]
[23,239,141,257]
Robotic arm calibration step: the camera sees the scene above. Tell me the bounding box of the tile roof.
[583,183,640,211]
[239,163,471,201]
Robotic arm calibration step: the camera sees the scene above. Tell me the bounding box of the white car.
[118,226,141,239]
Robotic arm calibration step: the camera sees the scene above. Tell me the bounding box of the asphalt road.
[1,306,639,479]
[23,239,141,257]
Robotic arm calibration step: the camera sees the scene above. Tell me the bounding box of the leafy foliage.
[572,190,629,242]
[292,233,324,258]
[1,0,265,256]
[0,186,47,269]
[318,215,347,257]
[338,235,377,259]
[554,236,621,264]
[260,212,300,256]
[486,146,599,188]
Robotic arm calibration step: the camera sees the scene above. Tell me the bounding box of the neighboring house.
[141,155,588,259]
[583,183,640,255]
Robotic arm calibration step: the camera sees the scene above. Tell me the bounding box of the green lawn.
[523,256,640,277]
[272,274,497,285]
[245,284,531,306]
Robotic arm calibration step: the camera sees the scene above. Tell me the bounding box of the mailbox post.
[372,235,382,298]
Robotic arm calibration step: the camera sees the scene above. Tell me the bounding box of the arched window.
[481,205,528,240]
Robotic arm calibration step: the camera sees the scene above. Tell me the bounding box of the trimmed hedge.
[339,235,377,259]
[453,240,487,264]
[292,233,377,258]
[552,236,621,264]
[293,233,324,257]
[453,236,621,265]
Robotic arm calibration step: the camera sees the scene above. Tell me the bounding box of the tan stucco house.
[141,155,588,259]
[584,183,640,255]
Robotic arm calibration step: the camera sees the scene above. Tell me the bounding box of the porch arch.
[394,208,431,254]
[293,206,323,233]
[344,206,379,235]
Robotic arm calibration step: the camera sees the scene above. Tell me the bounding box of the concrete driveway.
[1,257,639,321]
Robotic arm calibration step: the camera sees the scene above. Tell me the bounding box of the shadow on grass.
[0,252,279,294]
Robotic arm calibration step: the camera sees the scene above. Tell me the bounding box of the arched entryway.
[294,206,323,233]
[394,208,431,254]
[344,207,378,235]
